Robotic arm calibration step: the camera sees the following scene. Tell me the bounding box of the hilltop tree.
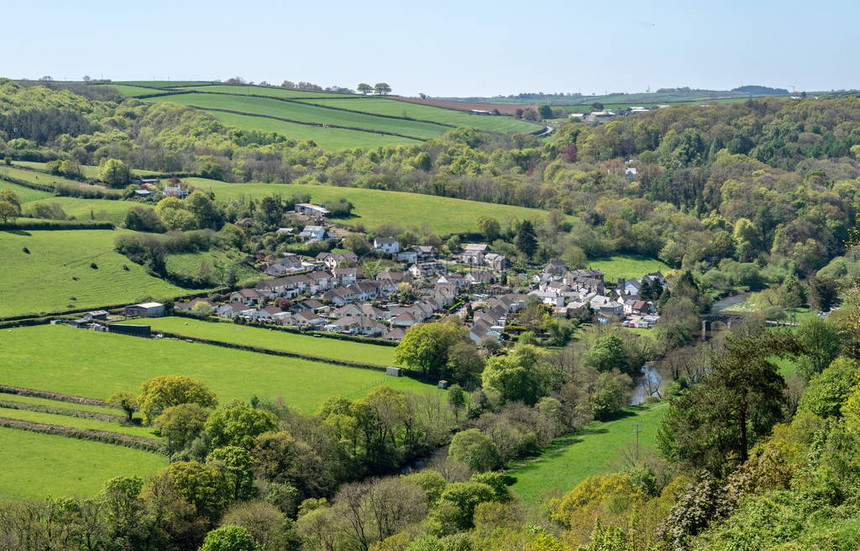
[357,83,373,95]
[374,82,392,95]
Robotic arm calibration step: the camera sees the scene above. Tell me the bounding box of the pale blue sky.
[2,0,856,97]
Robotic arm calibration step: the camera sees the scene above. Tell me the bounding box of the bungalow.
[231,288,263,306]
[173,298,214,314]
[377,270,412,284]
[265,255,304,276]
[299,225,328,242]
[256,305,284,322]
[216,303,255,320]
[373,237,400,255]
[292,309,326,329]
[383,327,406,342]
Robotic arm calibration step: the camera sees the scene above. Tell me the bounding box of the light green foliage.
[207,446,256,502]
[395,320,469,378]
[138,375,217,425]
[588,373,627,421]
[796,316,841,381]
[798,357,859,419]
[147,460,228,521]
[106,390,138,422]
[205,401,278,449]
[200,524,262,551]
[481,345,562,405]
[435,481,496,532]
[448,429,502,472]
[154,403,210,452]
[98,158,130,187]
[583,335,628,373]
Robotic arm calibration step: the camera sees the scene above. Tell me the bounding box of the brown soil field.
[394,97,537,116]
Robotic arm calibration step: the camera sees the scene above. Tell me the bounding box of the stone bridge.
[700,312,746,338]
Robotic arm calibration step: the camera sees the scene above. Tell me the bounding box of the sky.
[2,0,858,98]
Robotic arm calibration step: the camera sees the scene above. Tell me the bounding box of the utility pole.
[633,424,642,461]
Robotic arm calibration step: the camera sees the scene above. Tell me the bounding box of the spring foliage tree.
[137,375,217,425]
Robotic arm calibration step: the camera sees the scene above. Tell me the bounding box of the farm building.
[124,302,165,318]
[108,324,152,338]
[295,203,331,217]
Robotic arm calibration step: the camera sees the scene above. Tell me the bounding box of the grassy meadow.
[0,407,156,439]
[174,84,354,99]
[186,177,562,234]
[0,325,438,412]
[23,197,151,223]
[0,179,53,203]
[508,402,668,504]
[588,254,672,281]
[144,317,396,366]
[0,428,166,500]
[0,230,186,317]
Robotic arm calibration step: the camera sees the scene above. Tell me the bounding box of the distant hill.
[732,85,790,96]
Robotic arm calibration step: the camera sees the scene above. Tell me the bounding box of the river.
[710,291,749,312]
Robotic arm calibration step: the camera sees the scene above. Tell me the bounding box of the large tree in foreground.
[657,330,803,475]
[394,320,469,379]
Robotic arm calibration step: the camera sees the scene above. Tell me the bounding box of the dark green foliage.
[515,219,538,259]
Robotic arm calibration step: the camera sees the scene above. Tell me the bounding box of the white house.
[299,226,328,242]
[373,237,400,255]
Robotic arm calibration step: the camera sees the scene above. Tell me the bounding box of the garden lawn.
[0,230,187,317]
[145,317,396,366]
[0,428,166,500]
[588,255,672,281]
[0,325,438,412]
[508,402,668,504]
[0,408,157,439]
[185,178,563,234]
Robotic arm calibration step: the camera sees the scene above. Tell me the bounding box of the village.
[113,202,670,344]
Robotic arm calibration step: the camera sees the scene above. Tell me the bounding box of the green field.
[0,179,53,203]
[143,93,447,139]
[0,394,125,416]
[0,407,156,439]
[296,97,540,133]
[588,254,672,281]
[208,110,420,149]
[186,178,561,234]
[0,230,186,317]
[114,81,209,88]
[144,317,396,366]
[508,402,668,504]
[0,428,166,499]
[0,165,99,190]
[24,197,149,223]
[0,325,438,411]
[175,85,354,99]
[165,249,259,285]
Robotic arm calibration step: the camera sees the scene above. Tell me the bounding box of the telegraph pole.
[633,424,642,461]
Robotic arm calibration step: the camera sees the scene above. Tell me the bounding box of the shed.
[108,324,152,338]
[124,302,165,318]
[385,366,403,377]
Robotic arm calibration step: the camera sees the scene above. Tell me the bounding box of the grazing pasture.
[174,84,354,99]
[145,317,396,366]
[0,230,185,317]
[508,403,668,504]
[0,325,438,412]
[0,428,166,500]
[0,407,156,439]
[185,177,561,234]
[24,197,151,223]
[0,179,53,202]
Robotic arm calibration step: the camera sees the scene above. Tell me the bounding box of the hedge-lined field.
[24,197,151,223]
[0,325,438,412]
[186,177,562,234]
[0,230,186,317]
[145,317,396,366]
[0,407,156,439]
[296,97,541,133]
[0,428,166,500]
[205,110,420,149]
